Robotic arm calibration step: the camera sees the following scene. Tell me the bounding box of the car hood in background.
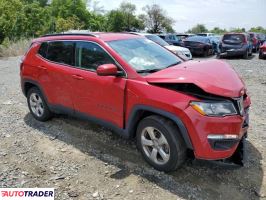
[145,59,245,98]
[165,45,190,52]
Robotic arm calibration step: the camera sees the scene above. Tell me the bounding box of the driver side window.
[75,42,115,71]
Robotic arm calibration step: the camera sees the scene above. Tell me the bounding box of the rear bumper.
[220,49,246,56]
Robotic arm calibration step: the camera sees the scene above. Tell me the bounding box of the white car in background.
[131,32,192,60]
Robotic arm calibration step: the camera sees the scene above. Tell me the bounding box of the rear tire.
[136,115,187,172]
[243,50,249,59]
[259,51,263,59]
[27,87,52,121]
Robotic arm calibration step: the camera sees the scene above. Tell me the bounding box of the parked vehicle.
[131,32,192,59]
[176,33,195,40]
[21,32,251,172]
[259,41,266,59]
[258,33,266,45]
[183,36,213,57]
[219,33,252,59]
[196,33,215,37]
[158,34,184,46]
[249,32,261,52]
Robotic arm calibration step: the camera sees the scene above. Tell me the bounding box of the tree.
[141,4,174,33]
[106,10,126,32]
[55,16,85,32]
[22,0,48,7]
[119,2,136,31]
[51,0,91,26]
[86,0,104,14]
[230,27,246,33]
[249,26,266,34]
[188,24,208,34]
[106,2,144,32]
[210,27,227,35]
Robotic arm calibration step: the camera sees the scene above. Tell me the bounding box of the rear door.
[36,41,75,112]
[70,41,127,128]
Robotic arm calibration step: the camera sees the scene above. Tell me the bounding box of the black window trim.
[36,40,127,78]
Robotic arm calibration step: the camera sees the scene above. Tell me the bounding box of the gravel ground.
[0,54,265,200]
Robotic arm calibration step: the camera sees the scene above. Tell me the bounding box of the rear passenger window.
[46,41,75,66]
[75,42,115,71]
[38,42,48,58]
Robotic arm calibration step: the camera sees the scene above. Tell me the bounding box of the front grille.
[208,139,239,150]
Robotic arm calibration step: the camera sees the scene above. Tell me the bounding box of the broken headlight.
[190,101,237,116]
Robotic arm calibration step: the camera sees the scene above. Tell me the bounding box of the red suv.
[20,32,251,171]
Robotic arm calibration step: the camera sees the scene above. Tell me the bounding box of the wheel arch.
[21,79,49,103]
[125,105,193,150]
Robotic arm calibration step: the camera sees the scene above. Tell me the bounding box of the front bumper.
[180,97,250,161]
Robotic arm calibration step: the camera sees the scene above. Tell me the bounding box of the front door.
[70,41,127,128]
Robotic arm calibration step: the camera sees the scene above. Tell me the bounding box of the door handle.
[72,74,84,80]
[37,65,47,70]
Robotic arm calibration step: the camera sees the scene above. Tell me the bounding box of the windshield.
[108,38,182,73]
[145,35,169,46]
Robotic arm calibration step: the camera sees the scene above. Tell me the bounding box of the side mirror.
[97,64,118,76]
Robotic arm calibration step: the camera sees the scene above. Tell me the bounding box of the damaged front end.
[216,134,247,167]
[148,82,250,167]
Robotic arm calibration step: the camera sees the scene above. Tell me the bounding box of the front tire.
[136,115,186,172]
[27,87,52,121]
[203,48,209,57]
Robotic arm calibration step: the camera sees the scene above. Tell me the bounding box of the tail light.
[243,37,248,44]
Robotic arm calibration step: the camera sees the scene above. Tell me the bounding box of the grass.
[0,38,32,58]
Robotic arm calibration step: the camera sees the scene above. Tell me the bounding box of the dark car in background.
[258,33,266,45]
[158,34,184,46]
[220,33,252,59]
[176,33,195,40]
[196,33,215,37]
[259,41,266,59]
[183,36,213,57]
[249,32,261,52]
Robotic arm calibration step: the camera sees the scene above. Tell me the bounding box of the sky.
[96,0,266,32]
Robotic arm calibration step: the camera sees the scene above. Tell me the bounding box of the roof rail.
[41,32,97,38]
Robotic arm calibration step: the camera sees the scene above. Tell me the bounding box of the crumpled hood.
[165,45,190,52]
[145,59,245,98]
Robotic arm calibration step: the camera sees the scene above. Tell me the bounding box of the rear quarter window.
[38,42,48,58]
[46,41,75,66]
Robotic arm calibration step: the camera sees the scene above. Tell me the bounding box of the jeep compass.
[20,32,251,172]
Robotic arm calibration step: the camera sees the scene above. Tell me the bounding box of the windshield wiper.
[136,68,162,73]
[166,61,181,68]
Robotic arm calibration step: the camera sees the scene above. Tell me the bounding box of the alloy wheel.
[29,93,44,117]
[141,126,170,165]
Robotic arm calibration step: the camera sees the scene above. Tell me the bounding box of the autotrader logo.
[0,188,54,199]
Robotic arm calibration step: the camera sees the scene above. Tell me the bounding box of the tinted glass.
[108,38,182,72]
[75,42,115,71]
[38,42,48,58]
[223,34,245,44]
[46,41,74,65]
